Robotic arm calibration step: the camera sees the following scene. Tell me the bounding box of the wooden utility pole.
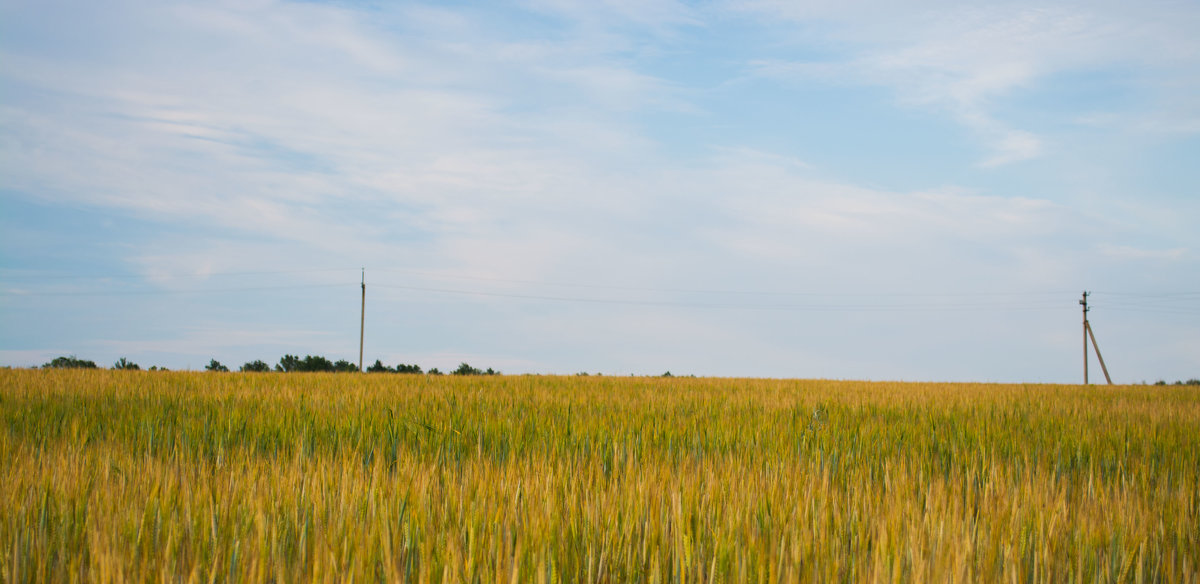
[1079,291,1113,385]
[359,269,366,373]
[1080,291,1089,383]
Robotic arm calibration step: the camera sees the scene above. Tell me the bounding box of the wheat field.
[1,369,1197,582]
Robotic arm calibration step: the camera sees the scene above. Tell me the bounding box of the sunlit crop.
[1,369,1197,582]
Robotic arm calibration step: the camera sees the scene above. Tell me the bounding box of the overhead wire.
[369,284,1068,312]
[8,283,349,297]
[1,267,1194,315]
[1089,290,1200,316]
[0,267,360,282]
[368,266,1080,298]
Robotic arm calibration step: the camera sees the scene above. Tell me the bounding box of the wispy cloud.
[0,1,673,259]
[734,0,1200,165]
[1098,244,1187,262]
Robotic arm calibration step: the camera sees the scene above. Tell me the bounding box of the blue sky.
[1,0,1197,381]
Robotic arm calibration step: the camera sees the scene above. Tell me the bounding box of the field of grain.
[1,369,1197,582]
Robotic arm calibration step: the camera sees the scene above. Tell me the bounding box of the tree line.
[37,355,1197,384]
[41,355,500,376]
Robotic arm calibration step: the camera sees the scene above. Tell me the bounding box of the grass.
[1,369,1197,582]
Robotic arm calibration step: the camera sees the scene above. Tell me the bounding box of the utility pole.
[359,268,366,373]
[1080,291,1089,383]
[1079,291,1113,385]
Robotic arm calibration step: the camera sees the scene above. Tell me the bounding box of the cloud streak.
[735,0,1200,165]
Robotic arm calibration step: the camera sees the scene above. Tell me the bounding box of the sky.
[1,0,1197,382]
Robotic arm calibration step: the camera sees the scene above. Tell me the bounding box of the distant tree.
[113,357,140,371]
[302,355,333,372]
[1152,378,1198,386]
[367,359,393,373]
[445,364,499,375]
[205,359,230,372]
[396,363,423,374]
[427,367,443,375]
[275,354,347,372]
[241,360,271,372]
[276,354,302,372]
[661,371,673,377]
[42,355,98,369]
[333,359,359,373]
[452,363,483,376]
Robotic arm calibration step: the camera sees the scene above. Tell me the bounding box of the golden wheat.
[1,369,1196,582]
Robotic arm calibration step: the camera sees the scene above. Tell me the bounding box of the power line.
[1098,306,1200,317]
[2,267,1194,316]
[7,265,1197,300]
[369,267,1081,298]
[0,267,361,282]
[1091,291,1200,298]
[4,283,347,297]
[370,283,1068,312]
